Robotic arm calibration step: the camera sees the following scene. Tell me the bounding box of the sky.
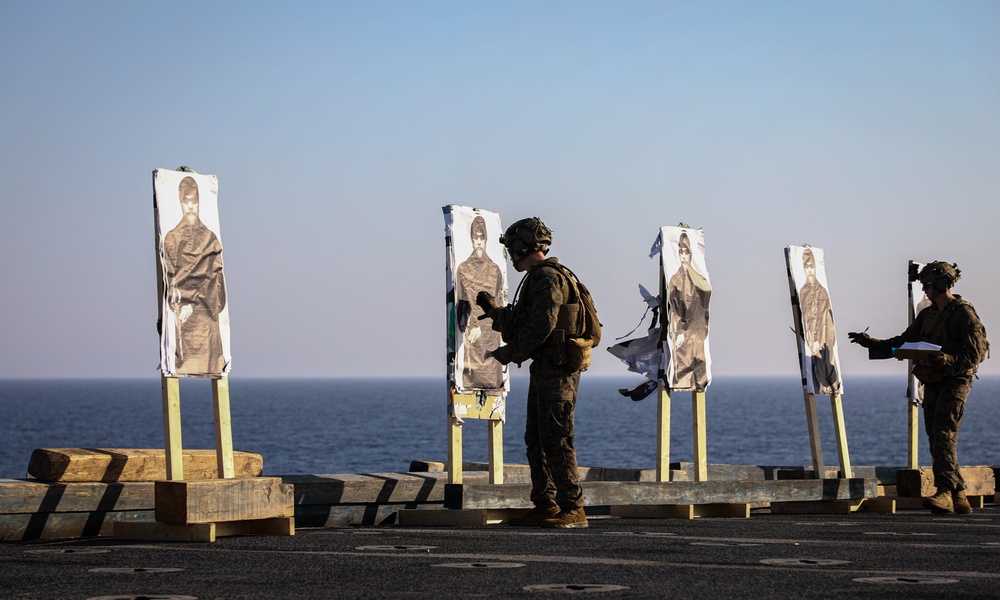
[1,0,998,381]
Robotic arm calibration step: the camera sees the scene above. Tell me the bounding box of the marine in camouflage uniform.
[477,218,587,528]
[849,262,988,515]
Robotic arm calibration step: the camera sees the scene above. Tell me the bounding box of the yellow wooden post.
[212,377,236,479]
[830,394,852,478]
[161,376,184,481]
[803,392,824,478]
[907,403,920,470]
[488,419,504,484]
[656,381,671,482]
[692,391,708,481]
[448,416,463,485]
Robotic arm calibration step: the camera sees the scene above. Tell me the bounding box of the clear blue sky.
[2,1,998,380]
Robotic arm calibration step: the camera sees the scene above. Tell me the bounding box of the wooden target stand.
[114,376,294,542]
[774,250,870,514]
[613,251,747,520]
[398,386,513,526]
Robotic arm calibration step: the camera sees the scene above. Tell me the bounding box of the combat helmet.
[918,261,961,291]
[501,217,552,258]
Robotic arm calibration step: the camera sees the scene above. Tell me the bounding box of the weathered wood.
[162,376,184,480]
[692,391,708,481]
[657,382,671,482]
[447,417,463,485]
[770,500,864,514]
[294,503,409,527]
[211,377,236,478]
[830,394,853,478]
[856,497,896,514]
[803,393,825,476]
[115,520,216,542]
[907,403,920,469]
[896,467,995,497]
[28,448,263,483]
[154,477,294,524]
[0,510,155,541]
[444,478,877,510]
[0,479,154,514]
[285,472,454,505]
[397,508,524,526]
[408,462,675,483]
[488,420,503,484]
[612,503,750,519]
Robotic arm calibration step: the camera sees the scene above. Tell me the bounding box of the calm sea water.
[2,376,999,479]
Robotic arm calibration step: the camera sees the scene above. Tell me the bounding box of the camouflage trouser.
[525,360,583,511]
[922,377,972,492]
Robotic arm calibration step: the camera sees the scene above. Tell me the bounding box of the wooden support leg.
[212,377,236,479]
[803,392,824,478]
[161,376,184,481]
[907,402,919,470]
[448,417,463,485]
[692,391,708,482]
[488,419,504,484]
[657,381,671,482]
[830,394,852,479]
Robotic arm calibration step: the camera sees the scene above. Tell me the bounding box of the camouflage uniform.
[491,257,584,511]
[867,296,985,492]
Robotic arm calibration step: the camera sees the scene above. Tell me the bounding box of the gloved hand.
[488,345,512,365]
[476,291,499,319]
[848,331,874,348]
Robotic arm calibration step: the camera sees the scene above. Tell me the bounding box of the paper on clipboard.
[894,341,942,361]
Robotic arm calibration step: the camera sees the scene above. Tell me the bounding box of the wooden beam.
[802,393,824,477]
[154,477,294,524]
[212,377,235,479]
[770,499,864,514]
[896,467,996,497]
[444,478,877,510]
[657,382,671,482]
[397,508,524,526]
[27,449,263,483]
[830,394,853,479]
[907,403,920,470]
[448,417,462,485]
[488,420,503,485]
[692,391,708,481]
[612,503,749,519]
[2,510,155,542]
[161,376,183,481]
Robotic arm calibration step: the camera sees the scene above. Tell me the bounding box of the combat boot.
[507,505,560,527]
[923,488,954,514]
[542,507,588,529]
[952,490,973,515]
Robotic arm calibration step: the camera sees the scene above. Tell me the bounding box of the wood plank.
[162,376,184,480]
[397,508,523,526]
[407,462,668,483]
[803,393,825,476]
[657,382,671,482]
[488,420,503,485]
[27,448,263,483]
[1,510,155,541]
[215,517,294,537]
[856,497,896,514]
[155,477,294,524]
[212,377,236,479]
[612,503,750,519]
[692,391,708,481]
[115,521,215,542]
[293,503,409,527]
[448,417,462,485]
[0,480,154,514]
[907,402,919,470]
[770,500,864,514]
[285,472,454,505]
[830,394,853,478]
[444,478,878,510]
[896,467,995,497]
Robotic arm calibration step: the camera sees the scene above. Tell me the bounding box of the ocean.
[2,375,998,479]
